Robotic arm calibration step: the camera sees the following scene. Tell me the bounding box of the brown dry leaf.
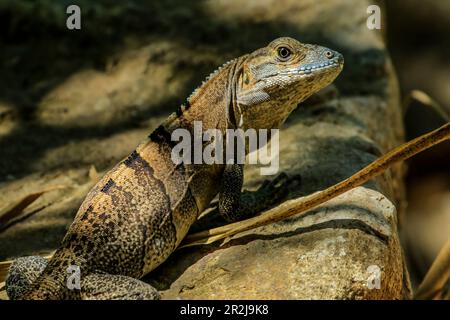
[0,281,7,300]
[0,185,67,228]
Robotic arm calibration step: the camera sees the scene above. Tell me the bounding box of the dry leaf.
[0,185,67,228]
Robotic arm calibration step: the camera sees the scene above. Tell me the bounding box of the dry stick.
[180,122,450,248]
[414,235,450,300]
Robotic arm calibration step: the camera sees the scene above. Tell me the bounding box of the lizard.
[5,37,343,300]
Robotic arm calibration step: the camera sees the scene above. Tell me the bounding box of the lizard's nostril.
[325,51,334,59]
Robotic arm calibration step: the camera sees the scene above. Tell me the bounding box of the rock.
[157,187,403,299]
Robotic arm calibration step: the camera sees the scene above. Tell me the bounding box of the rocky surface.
[0,0,411,299]
[155,187,404,299]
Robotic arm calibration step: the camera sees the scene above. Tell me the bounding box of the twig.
[180,122,450,248]
[414,235,450,300]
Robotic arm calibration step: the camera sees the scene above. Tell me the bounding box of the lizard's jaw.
[288,51,344,103]
[282,52,344,79]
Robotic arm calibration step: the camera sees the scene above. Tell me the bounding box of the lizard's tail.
[7,248,79,300]
[21,270,161,300]
[19,247,84,300]
[6,253,160,300]
[6,255,48,300]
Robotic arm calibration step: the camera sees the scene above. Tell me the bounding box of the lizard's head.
[234,37,344,130]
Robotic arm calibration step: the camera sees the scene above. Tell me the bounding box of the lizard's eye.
[277,46,292,61]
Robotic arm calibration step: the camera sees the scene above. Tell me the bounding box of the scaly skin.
[6,37,343,300]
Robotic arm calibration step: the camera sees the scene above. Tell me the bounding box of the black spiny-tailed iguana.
[6,37,343,300]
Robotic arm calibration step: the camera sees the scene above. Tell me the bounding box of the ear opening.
[227,56,247,129]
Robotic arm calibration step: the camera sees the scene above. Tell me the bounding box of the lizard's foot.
[81,273,160,300]
[6,256,48,300]
[225,172,301,222]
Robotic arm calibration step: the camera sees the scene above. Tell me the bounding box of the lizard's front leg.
[218,164,300,222]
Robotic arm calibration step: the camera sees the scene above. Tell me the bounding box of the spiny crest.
[187,57,239,103]
[165,56,242,125]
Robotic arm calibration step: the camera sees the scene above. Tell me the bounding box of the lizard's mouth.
[282,54,344,77]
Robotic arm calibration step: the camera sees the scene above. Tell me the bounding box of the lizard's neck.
[164,56,247,134]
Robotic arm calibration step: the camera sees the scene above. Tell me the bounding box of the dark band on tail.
[101,179,116,193]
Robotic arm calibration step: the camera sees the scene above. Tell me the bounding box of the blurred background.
[0,0,448,295]
[385,1,450,290]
